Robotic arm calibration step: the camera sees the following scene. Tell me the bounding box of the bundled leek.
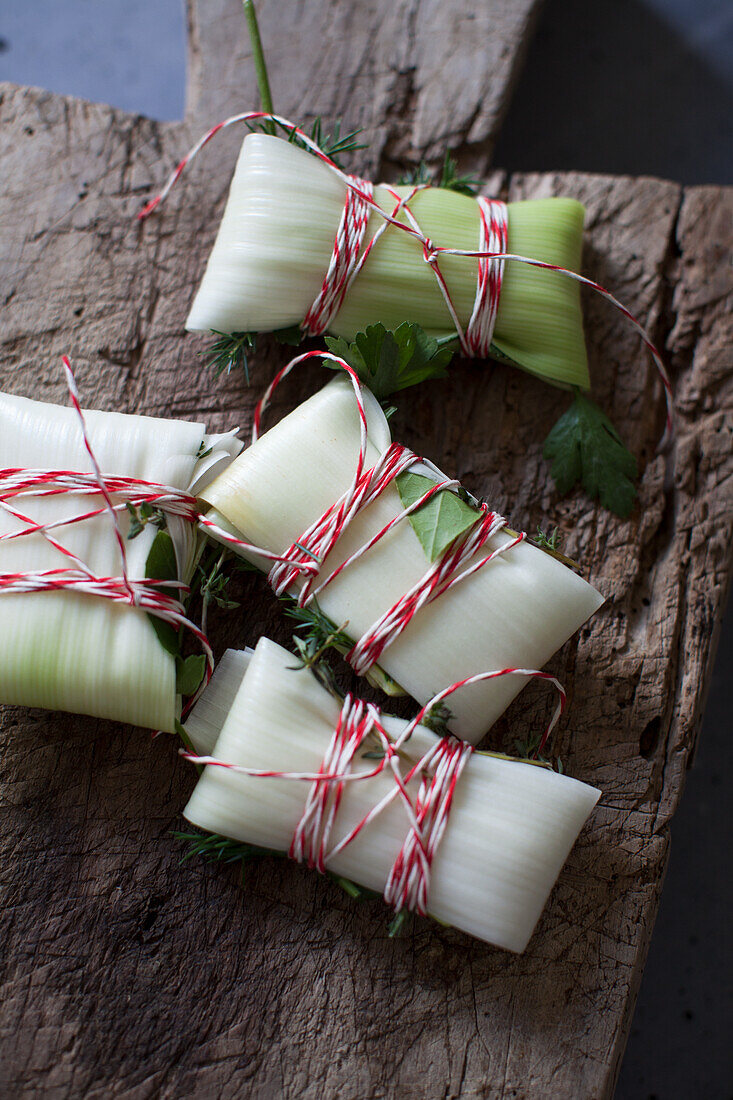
[201,377,604,744]
[186,133,588,390]
[183,637,601,953]
[0,388,240,731]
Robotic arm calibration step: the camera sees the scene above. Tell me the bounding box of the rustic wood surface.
[1,1,731,1097]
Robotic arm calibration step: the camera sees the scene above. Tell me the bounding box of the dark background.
[1,1,731,1096]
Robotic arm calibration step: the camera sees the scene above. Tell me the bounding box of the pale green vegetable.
[186,133,589,389]
[201,378,604,744]
[183,637,601,953]
[0,391,240,731]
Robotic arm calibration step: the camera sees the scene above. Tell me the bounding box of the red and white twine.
[138,110,674,445]
[201,347,525,677]
[183,664,565,918]
[0,358,214,706]
[190,354,563,921]
[302,175,374,337]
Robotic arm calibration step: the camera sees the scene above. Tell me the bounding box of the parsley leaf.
[543,391,638,518]
[324,322,454,400]
[145,530,180,656]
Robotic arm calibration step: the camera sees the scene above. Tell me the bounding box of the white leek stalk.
[184,638,601,953]
[0,391,240,731]
[185,647,253,754]
[201,378,604,744]
[187,134,589,389]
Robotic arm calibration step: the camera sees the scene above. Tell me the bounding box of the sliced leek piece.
[186,647,253,754]
[200,378,604,744]
[184,637,601,953]
[0,390,240,731]
[186,134,589,389]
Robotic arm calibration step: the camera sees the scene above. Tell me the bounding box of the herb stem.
[242,1,275,130]
[435,333,461,350]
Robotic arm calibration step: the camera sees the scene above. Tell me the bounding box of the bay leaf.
[145,529,180,656]
[396,471,480,562]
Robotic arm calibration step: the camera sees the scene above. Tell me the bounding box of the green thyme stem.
[242,0,274,131]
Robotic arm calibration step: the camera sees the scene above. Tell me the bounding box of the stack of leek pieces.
[201,376,604,745]
[183,637,601,953]
[0,388,239,731]
[186,133,590,391]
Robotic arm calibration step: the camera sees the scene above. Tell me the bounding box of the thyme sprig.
[126,500,166,540]
[420,699,454,739]
[199,551,241,611]
[513,729,563,772]
[283,596,353,655]
[290,637,345,700]
[534,526,562,552]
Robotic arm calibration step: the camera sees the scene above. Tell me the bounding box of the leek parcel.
[184,637,601,954]
[0,389,239,731]
[186,134,589,390]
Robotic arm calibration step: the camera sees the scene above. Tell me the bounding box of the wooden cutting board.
[1,1,731,1096]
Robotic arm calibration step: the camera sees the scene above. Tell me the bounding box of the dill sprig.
[173,828,409,934]
[438,152,481,196]
[173,829,278,885]
[247,115,367,171]
[206,330,257,380]
[398,151,480,197]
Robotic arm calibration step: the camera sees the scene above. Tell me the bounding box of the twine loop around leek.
[0,358,215,709]
[183,662,565,918]
[139,110,673,446]
[200,347,527,677]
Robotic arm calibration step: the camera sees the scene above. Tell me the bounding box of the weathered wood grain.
[0,3,731,1096]
[186,0,543,174]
